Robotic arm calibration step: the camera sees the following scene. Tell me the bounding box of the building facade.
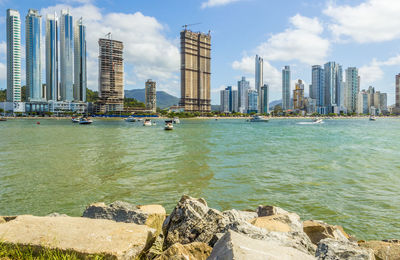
[293,79,305,110]
[220,88,230,113]
[324,62,343,113]
[60,9,74,101]
[238,76,250,113]
[345,67,359,113]
[74,18,86,102]
[180,30,211,112]
[247,89,258,113]
[255,55,263,112]
[25,9,42,102]
[97,38,124,112]
[357,90,369,114]
[6,9,21,102]
[145,79,157,113]
[312,65,325,113]
[261,84,269,114]
[232,90,238,113]
[282,66,291,110]
[46,14,58,101]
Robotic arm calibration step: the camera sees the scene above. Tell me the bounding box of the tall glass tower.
[345,67,359,113]
[324,62,343,113]
[60,9,73,101]
[312,65,325,110]
[74,17,86,102]
[6,9,21,102]
[282,66,291,110]
[237,76,250,113]
[46,14,58,101]
[26,9,42,101]
[255,55,263,112]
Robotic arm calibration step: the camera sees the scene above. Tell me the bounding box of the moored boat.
[124,116,136,122]
[0,117,7,122]
[173,117,180,124]
[79,117,93,124]
[72,117,80,123]
[164,120,173,130]
[369,116,377,121]
[143,119,152,126]
[249,115,269,122]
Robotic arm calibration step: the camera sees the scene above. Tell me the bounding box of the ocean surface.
[0,118,399,240]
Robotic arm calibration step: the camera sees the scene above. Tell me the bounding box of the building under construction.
[180,29,211,113]
[96,38,124,113]
[145,79,157,113]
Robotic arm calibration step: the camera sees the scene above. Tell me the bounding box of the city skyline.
[1,0,400,105]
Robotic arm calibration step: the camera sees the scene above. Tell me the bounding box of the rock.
[257,205,289,217]
[83,201,166,231]
[0,216,5,224]
[0,215,156,259]
[249,213,303,233]
[146,233,165,259]
[47,212,68,217]
[155,242,212,260]
[303,220,349,245]
[163,195,227,248]
[316,238,374,260]
[359,240,400,260]
[208,230,315,260]
[222,209,257,223]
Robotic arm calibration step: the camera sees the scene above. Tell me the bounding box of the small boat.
[173,117,180,124]
[143,119,152,126]
[369,116,377,121]
[249,115,269,122]
[164,120,173,130]
[153,121,157,126]
[137,118,143,122]
[79,117,93,124]
[72,117,80,123]
[313,118,324,124]
[125,116,136,122]
[0,117,7,122]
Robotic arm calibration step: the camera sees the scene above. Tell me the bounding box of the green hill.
[124,89,180,109]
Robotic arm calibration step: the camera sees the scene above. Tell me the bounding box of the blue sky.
[1,0,399,105]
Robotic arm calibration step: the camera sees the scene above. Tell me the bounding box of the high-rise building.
[60,9,73,101]
[357,90,368,114]
[220,88,230,113]
[255,55,263,112]
[46,14,58,101]
[6,9,21,102]
[97,38,124,112]
[293,79,305,110]
[396,74,400,108]
[25,9,42,102]
[220,86,238,113]
[237,76,250,113]
[344,67,359,113]
[312,65,325,113]
[247,89,258,113]
[74,17,86,102]
[180,29,211,112]
[145,79,157,113]
[324,62,343,113]
[261,84,269,114]
[282,66,291,110]
[232,90,238,113]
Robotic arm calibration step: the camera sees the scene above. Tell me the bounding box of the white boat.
[164,120,173,130]
[249,115,269,122]
[313,118,324,124]
[125,116,136,122]
[153,121,157,126]
[369,116,377,121]
[173,117,180,124]
[143,119,152,126]
[297,118,324,125]
[79,117,93,124]
[72,118,80,123]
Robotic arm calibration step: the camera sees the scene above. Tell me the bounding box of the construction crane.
[182,23,201,30]
[105,32,112,40]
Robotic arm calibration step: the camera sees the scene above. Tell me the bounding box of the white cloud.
[201,0,241,9]
[256,14,330,65]
[40,3,180,93]
[324,0,400,43]
[359,55,400,86]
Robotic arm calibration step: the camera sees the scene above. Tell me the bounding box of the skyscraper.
[247,89,258,113]
[255,55,263,112]
[60,9,74,101]
[6,9,21,102]
[261,84,269,114]
[324,62,343,113]
[220,88,230,113]
[238,76,250,113]
[312,65,325,112]
[98,38,124,112]
[282,66,291,110]
[293,79,305,110]
[74,17,86,102]
[232,90,238,113]
[145,79,157,113]
[345,67,359,113]
[180,29,211,112]
[46,14,58,101]
[26,9,42,102]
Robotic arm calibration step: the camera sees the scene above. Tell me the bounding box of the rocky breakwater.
[0,195,398,259]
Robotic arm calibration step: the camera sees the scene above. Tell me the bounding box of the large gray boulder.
[316,238,374,260]
[0,215,156,259]
[83,201,166,231]
[163,195,315,255]
[207,230,315,260]
[257,205,289,217]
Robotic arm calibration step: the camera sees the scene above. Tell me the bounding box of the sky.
[1,0,400,105]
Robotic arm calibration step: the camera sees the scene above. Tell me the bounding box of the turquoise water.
[0,118,399,240]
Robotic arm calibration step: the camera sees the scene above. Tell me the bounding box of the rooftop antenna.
[182,23,201,31]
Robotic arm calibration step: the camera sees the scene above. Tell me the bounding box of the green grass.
[0,242,107,260]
